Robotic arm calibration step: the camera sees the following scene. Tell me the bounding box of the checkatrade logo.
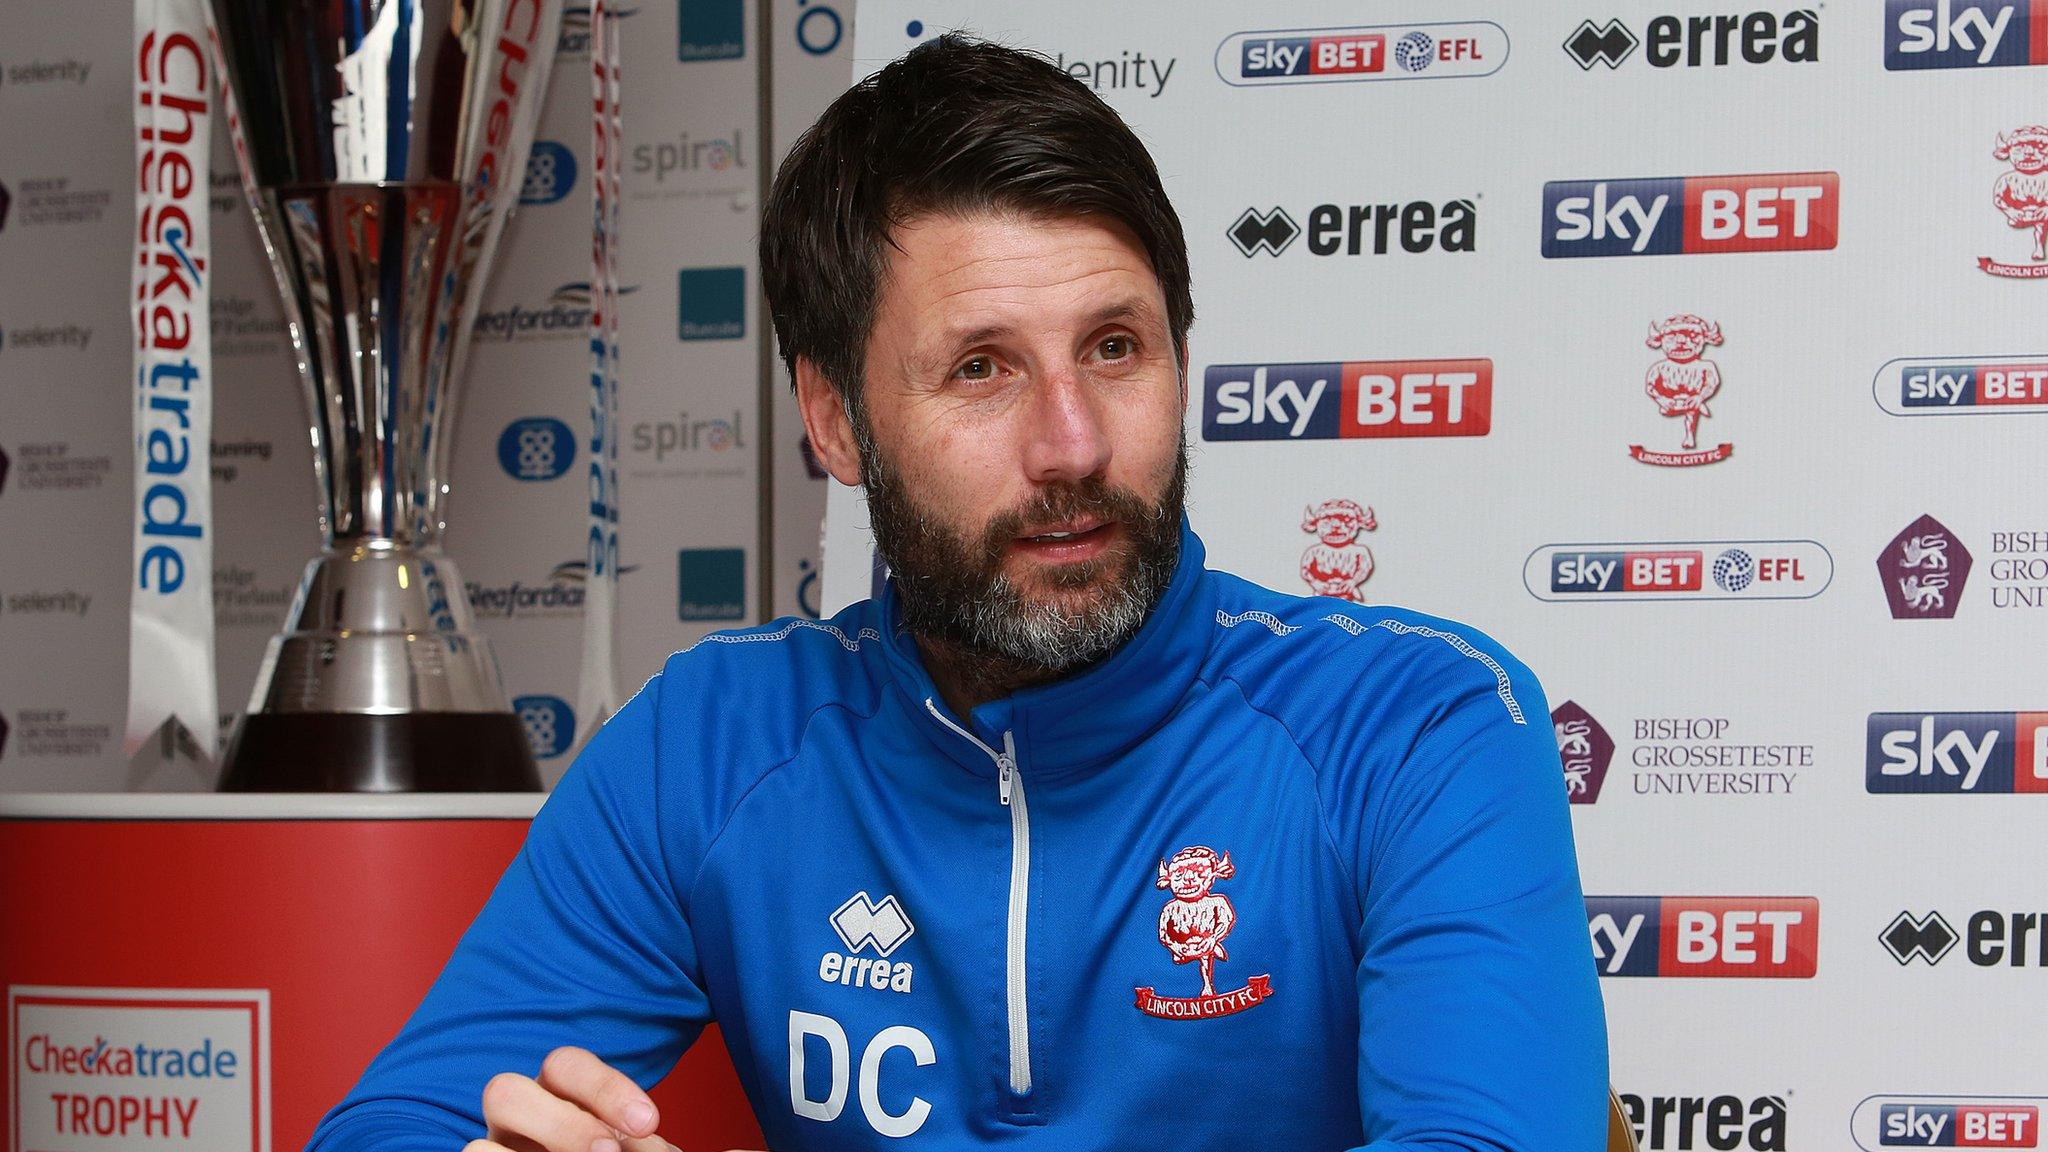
[1216,22,1507,86]
[1885,0,2048,69]
[1201,360,1492,440]
[1542,172,1838,257]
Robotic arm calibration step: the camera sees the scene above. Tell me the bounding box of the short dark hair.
[759,34,1194,407]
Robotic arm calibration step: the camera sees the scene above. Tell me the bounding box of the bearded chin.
[857,414,1187,673]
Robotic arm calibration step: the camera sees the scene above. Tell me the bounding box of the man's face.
[801,210,1188,671]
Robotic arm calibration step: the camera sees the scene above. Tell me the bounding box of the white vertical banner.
[124,0,218,774]
[576,0,625,748]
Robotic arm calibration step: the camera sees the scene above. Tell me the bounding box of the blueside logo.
[497,417,576,481]
[513,694,575,759]
[521,141,577,205]
[679,548,746,621]
[678,266,745,340]
[679,0,745,61]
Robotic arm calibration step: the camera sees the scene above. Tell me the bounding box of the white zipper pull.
[997,731,1018,806]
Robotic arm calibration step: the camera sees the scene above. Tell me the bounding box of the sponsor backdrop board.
[0,2,844,790]
[818,3,2048,1149]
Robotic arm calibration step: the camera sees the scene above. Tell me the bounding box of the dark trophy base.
[217,712,544,793]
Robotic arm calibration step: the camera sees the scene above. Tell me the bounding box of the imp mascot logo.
[1984,125,2048,279]
[1631,313,1732,467]
[1134,846,1274,1020]
[1300,498,1376,603]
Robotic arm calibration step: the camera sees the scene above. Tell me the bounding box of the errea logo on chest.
[820,891,916,994]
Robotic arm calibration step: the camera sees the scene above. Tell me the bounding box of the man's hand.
[466,1046,674,1152]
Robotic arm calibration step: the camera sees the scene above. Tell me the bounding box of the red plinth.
[0,795,764,1152]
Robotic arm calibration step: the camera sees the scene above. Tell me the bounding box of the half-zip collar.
[873,514,1217,780]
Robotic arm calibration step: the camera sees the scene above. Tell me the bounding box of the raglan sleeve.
[305,672,713,1152]
[1329,638,1609,1152]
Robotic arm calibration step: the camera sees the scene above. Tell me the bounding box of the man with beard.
[307,35,1605,1152]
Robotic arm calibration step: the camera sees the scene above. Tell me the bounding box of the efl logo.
[1587,896,1819,977]
[1854,1097,2044,1150]
[1216,22,1508,86]
[1876,356,2048,415]
[1885,0,2048,69]
[1542,172,1839,257]
[1524,541,1833,601]
[1867,712,2048,793]
[1201,359,1492,440]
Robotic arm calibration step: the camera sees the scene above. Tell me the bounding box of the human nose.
[1018,366,1112,484]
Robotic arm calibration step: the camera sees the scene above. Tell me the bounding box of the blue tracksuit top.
[308,517,1608,1151]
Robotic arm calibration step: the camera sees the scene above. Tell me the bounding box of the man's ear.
[1178,343,1190,414]
[793,357,866,487]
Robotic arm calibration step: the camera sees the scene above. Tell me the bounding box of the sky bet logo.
[1587,896,1819,978]
[1885,0,2048,69]
[1216,22,1508,86]
[1542,172,1838,257]
[1201,360,1492,441]
[1853,1097,2044,1149]
[1875,356,2048,415]
[1881,1104,2037,1148]
[1525,541,1832,601]
[1867,712,2048,794]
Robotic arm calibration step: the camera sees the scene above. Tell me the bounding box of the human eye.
[952,354,997,383]
[1096,332,1137,362]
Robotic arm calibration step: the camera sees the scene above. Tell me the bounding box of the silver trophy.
[211,0,564,790]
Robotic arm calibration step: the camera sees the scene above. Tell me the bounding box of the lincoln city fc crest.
[1135,846,1273,1019]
